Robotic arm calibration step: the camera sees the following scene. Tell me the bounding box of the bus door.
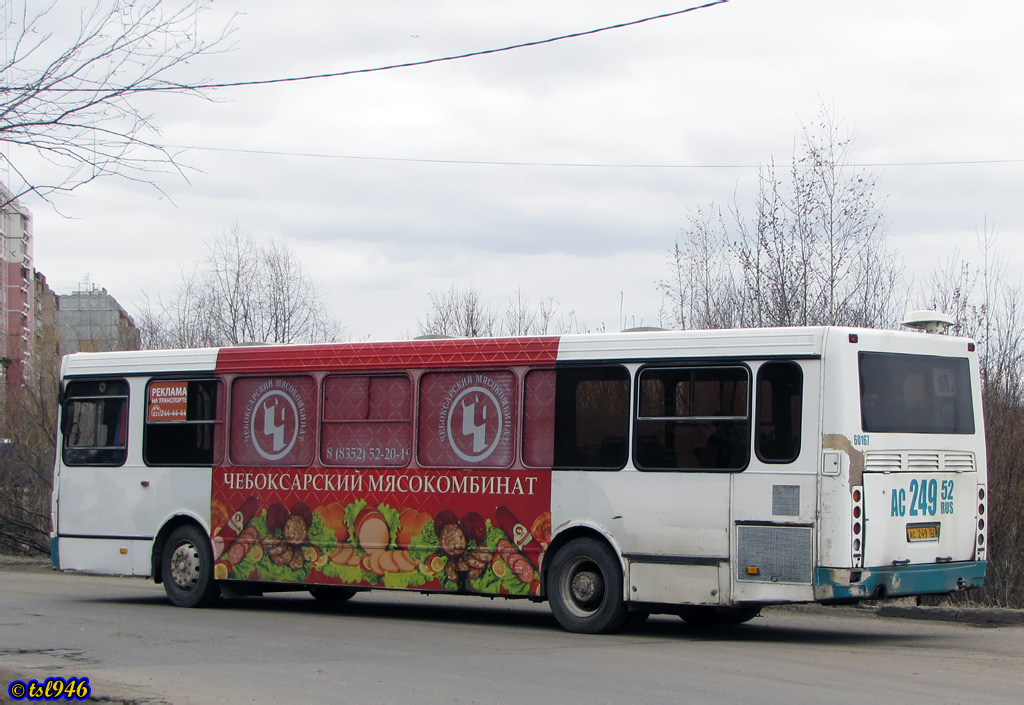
[731,359,819,604]
[622,364,755,605]
[56,377,152,574]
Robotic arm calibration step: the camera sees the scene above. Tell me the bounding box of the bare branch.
[0,0,236,206]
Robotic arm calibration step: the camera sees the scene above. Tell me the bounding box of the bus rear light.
[968,342,975,352]
[849,333,859,343]
[746,567,759,575]
[851,485,864,568]
[976,485,988,560]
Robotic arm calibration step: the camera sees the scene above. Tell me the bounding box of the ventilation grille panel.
[737,525,812,583]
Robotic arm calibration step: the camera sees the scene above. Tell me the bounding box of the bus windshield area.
[859,352,975,434]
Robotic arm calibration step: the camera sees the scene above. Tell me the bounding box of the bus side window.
[62,379,130,466]
[322,374,412,468]
[755,362,803,463]
[144,379,222,466]
[635,366,750,471]
[417,370,518,469]
[523,366,630,470]
[229,376,317,466]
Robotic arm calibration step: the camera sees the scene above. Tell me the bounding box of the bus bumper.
[814,561,987,601]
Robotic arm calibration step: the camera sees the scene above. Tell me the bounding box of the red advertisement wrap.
[210,467,552,596]
[215,336,560,374]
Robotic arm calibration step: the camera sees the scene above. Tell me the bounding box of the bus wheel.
[162,525,220,608]
[678,606,760,627]
[547,538,628,634]
[309,586,358,602]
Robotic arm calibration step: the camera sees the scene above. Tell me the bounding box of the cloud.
[22,0,1024,339]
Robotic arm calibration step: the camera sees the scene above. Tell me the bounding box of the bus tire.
[678,606,760,627]
[547,538,628,634]
[162,524,220,608]
[309,586,358,602]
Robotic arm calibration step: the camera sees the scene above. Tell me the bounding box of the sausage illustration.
[226,526,258,566]
[496,538,535,584]
[214,496,260,562]
[495,506,534,552]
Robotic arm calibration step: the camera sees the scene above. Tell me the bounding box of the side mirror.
[58,387,72,437]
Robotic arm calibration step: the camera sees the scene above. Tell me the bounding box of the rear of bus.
[815,326,987,602]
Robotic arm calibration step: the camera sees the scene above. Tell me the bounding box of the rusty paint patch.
[822,433,863,486]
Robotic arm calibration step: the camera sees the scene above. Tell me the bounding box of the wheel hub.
[169,542,200,591]
[570,569,603,608]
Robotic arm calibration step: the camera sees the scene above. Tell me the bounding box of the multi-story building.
[58,282,141,354]
[1,184,140,385]
[0,184,35,382]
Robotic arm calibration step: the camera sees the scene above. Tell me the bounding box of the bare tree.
[419,286,601,338]
[662,106,904,330]
[0,313,60,554]
[0,0,234,206]
[503,289,559,336]
[138,225,342,348]
[659,206,738,330]
[418,285,498,338]
[916,227,1024,607]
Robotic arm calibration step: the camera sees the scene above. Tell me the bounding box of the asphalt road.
[2,561,1022,704]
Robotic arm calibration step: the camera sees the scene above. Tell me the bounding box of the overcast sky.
[15,0,1024,340]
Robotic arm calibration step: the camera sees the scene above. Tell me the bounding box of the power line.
[161,1,731,91]
[168,143,1024,169]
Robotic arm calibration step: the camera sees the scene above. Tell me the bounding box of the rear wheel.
[678,606,760,627]
[547,538,628,634]
[309,586,358,602]
[162,525,219,608]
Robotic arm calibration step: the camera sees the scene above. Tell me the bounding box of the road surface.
[2,561,1021,704]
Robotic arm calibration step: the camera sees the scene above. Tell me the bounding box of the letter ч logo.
[447,386,503,463]
[250,390,300,461]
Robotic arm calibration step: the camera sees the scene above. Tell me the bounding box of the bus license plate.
[907,523,940,542]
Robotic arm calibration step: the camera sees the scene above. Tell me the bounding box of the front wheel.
[547,538,628,634]
[162,525,220,608]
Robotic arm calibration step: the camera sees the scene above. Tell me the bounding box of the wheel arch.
[151,513,210,585]
[542,523,625,598]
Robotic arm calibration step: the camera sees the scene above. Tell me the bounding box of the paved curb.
[876,605,1024,626]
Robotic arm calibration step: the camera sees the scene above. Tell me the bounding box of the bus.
[50,321,987,633]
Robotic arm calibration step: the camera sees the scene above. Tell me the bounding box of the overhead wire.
[173,1,731,91]
[167,143,1024,169]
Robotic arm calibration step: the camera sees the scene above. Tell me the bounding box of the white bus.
[50,322,987,633]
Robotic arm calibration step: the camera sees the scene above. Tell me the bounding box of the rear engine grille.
[864,451,975,473]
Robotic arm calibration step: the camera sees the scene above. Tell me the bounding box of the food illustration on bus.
[211,495,549,596]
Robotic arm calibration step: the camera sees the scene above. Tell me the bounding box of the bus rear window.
[859,352,975,434]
